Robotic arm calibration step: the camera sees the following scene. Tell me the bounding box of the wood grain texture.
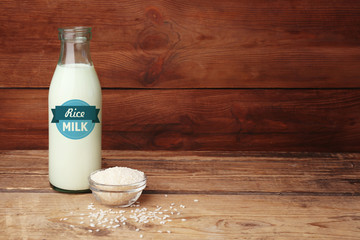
[1,150,360,194]
[1,150,360,239]
[1,0,360,151]
[1,193,360,239]
[0,89,359,151]
[1,0,360,88]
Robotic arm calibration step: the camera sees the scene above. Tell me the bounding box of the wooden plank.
[1,150,360,194]
[1,0,360,88]
[1,89,360,151]
[1,193,360,239]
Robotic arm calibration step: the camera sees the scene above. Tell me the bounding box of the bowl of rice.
[89,167,146,207]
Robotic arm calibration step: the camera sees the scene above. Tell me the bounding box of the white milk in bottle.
[49,27,101,192]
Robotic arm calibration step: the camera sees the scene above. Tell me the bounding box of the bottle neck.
[58,27,93,66]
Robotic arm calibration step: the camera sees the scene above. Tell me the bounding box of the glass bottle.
[48,27,102,193]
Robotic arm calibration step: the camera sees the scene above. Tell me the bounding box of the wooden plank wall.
[0,0,360,151]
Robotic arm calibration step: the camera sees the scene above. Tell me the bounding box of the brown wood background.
[0,0,360,151]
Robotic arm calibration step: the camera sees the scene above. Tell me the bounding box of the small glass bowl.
[89,169,147,207]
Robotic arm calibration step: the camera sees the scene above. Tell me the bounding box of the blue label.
[51,99,100,140]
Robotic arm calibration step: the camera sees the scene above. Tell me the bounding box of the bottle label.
[51,99,100,140]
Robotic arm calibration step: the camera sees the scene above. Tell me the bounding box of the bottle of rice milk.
[49,27,101,193]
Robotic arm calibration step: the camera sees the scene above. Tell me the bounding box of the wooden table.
[1,150,360,239]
